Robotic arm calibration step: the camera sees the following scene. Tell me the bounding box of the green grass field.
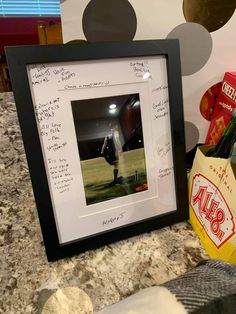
[80,148,148,205]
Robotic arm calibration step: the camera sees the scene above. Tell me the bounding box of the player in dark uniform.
[101,126,123,187]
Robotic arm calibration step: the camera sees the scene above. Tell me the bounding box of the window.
[0,0,61,16]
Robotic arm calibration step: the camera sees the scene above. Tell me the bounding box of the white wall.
[60,0,236,149]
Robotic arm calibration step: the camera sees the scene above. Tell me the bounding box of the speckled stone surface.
[41,287,93,314]
[0,92,209,314]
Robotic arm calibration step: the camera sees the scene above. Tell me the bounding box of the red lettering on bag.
[205,199,219,222]
[190,174,234,248]
[210,209,225,236]
[192,186,213,215]
[192,186,225,240]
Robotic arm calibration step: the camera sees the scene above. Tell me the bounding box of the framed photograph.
[6,40,188,261]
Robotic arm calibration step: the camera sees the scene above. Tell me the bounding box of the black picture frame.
[6,40,188,261]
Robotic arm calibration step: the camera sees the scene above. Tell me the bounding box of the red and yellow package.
[189,145,236,264]
[205,72,236,144]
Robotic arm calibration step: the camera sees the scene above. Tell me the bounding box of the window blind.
[0,0,61,16]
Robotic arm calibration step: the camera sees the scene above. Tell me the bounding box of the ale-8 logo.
[190,173,235,248]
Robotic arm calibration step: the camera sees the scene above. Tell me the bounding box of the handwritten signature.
[157,142,171,157]
[102,211,126,226]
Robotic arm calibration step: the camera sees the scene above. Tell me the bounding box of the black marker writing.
[159,167,173,179]
[157,142,171,158]
[130,61,151,79]
[152,85,168,93]
[31,65,51,85]
[152,98,169,120]
[48,158,74,194]
[34,97,60,123]
[102,212,125,226]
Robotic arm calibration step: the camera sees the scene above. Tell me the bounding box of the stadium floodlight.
[109,104,117,109]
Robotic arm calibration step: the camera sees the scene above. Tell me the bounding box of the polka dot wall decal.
[167,23,212,76]
[183,0,236,33]
[184,121,199,152]
[82,0,137,42]
[200,82,222,121]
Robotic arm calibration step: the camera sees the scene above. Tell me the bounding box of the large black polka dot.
[82,0,137,42]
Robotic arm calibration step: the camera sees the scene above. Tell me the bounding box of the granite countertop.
[0,92,208,314]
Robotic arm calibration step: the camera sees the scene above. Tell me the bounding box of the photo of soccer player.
[101,125,124,187]
[71,93,148,205]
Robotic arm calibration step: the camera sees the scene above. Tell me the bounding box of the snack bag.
[205,72,236,144]
[200,82,221,121]
[189,145,236,264]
